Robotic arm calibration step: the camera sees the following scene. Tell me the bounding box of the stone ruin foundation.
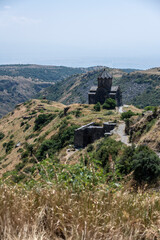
[74,122,116,148]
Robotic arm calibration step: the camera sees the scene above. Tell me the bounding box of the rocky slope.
[126,107,160,152]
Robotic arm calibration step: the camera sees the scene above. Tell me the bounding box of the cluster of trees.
[94,98,116,111]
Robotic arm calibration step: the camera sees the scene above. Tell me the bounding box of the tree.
[94,102,101,111]
[102,98,116,110]
[132,145,160,183]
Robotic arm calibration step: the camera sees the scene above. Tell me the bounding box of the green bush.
[21,151,29,159]
[117,145,160,184]
[117,145,135,175]
[36,124,79,161]
[34,114,56,131]
[95,138,123,173]
[5,140,15,153]
[94,102,101,111]
[23,123,31,132]
[0,132,5,140]
[10,134,14,139]
[144,106,157,112]
[121,110,135,120]
[102,98,116,110]
[132,145,160,183]
[75,109,81,118]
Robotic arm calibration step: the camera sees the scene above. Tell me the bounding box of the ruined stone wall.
[74,122,117,148]
[74,122,95,148]
[103,122,116,132]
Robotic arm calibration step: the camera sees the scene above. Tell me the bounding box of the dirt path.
[114,122,131,146]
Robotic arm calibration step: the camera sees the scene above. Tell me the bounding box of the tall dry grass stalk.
[0,184,160,240]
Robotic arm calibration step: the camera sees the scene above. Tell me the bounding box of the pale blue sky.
[0,0,160,69]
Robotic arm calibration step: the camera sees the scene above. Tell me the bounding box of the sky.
[0,0,160,69]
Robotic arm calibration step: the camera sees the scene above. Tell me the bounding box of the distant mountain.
[0,64,102,118]
[0,64,90,82]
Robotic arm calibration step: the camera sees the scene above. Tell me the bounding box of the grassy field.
[0,183,160,240]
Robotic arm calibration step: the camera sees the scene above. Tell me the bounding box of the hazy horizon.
[0,0,160,69]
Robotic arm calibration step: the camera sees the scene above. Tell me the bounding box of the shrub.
[117,145,160,184]
[132,145,160,183]
[102,98,116,110]
[0,132,5,140]
[94,102,101,111]
[87,144,94,152]
[75,109,81,118]
[117,145,135,175]
[121,110,135,120]
[20,121,25,127]
[3,142,7,148]
[144,106,157,112]
[21,151,29,159]
[23,123,31,132]
[10,134,14,139]
[5,140,15,153]
[95,138,123,173]
[34,114,56,131]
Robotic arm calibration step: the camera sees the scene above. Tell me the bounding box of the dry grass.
[0,184,160,240]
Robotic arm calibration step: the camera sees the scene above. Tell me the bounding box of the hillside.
[126,107,160,152]
[39,67,126,104]
[0,101,160,239]
[0,64,102,118]
[40,67,160,108]
[116,67,160,108]
[0,99,122,178]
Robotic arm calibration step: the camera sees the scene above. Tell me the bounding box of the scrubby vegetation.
[94,102,101,111]
[34,113,56,131]
[102,98,116,110]
[121,110,135,120]
[118,145,160,183]
[36,122,79,161]
[0,99,159,239]
[94,98,116,112]
[5,140,15,154]
[0,132,5,140]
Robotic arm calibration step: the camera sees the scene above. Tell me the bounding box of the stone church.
[88,69,122,106]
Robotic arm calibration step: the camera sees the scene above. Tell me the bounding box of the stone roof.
[89,86,98,92]
[111,86,119,92]
[88,92,96,95]
[99,70,112,79]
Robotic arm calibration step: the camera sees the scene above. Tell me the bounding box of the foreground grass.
[0,184,160,240]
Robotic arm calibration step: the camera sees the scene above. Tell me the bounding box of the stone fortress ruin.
[88,69,122,106]
[74,122,116,148]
